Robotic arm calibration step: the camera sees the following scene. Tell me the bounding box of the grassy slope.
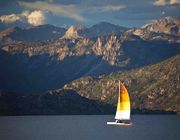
[65,54,180,113]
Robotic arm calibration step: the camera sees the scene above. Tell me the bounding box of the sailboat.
[107,81,132,126]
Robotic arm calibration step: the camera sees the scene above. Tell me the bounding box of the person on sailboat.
[116,120,123,123]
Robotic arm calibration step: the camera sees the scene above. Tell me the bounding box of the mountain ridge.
[0,54,179,115]
[143,17,180,36]
[0,17,179,115]
[0,17,179,93]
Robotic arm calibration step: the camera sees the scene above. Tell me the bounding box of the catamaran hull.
[107,122,132,126]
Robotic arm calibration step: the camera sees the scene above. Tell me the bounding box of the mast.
[118,80,121,122]
[119,80,120,97]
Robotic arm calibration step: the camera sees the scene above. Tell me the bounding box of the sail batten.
[115,81,131,120]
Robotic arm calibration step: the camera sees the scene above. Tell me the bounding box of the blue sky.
[0,0,179,28]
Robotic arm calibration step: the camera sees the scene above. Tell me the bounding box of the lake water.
[0,115,179,140]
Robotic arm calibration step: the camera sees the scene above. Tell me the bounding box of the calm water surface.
[0,115,179,140]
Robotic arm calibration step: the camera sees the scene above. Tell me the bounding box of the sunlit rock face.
[144,17,180,36]
[63,25,86,39]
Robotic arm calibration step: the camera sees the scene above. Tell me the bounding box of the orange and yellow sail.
[115,81,131,120]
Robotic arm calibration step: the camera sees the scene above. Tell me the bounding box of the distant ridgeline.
[0,17,180,115]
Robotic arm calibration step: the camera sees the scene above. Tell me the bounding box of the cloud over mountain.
[0,0,179,28]
[27,10,45,26]
[0,10,46,26]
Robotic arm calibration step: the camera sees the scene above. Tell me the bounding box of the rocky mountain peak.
[63,24,87,39]
[143,17,180,36]
[89,22,127,37]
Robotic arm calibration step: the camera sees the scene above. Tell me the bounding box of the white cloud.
[0,10,46,26]
[19,1,85,21]
[27,11,45,26]
[0,14,21,23]
[153,0,180,6]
